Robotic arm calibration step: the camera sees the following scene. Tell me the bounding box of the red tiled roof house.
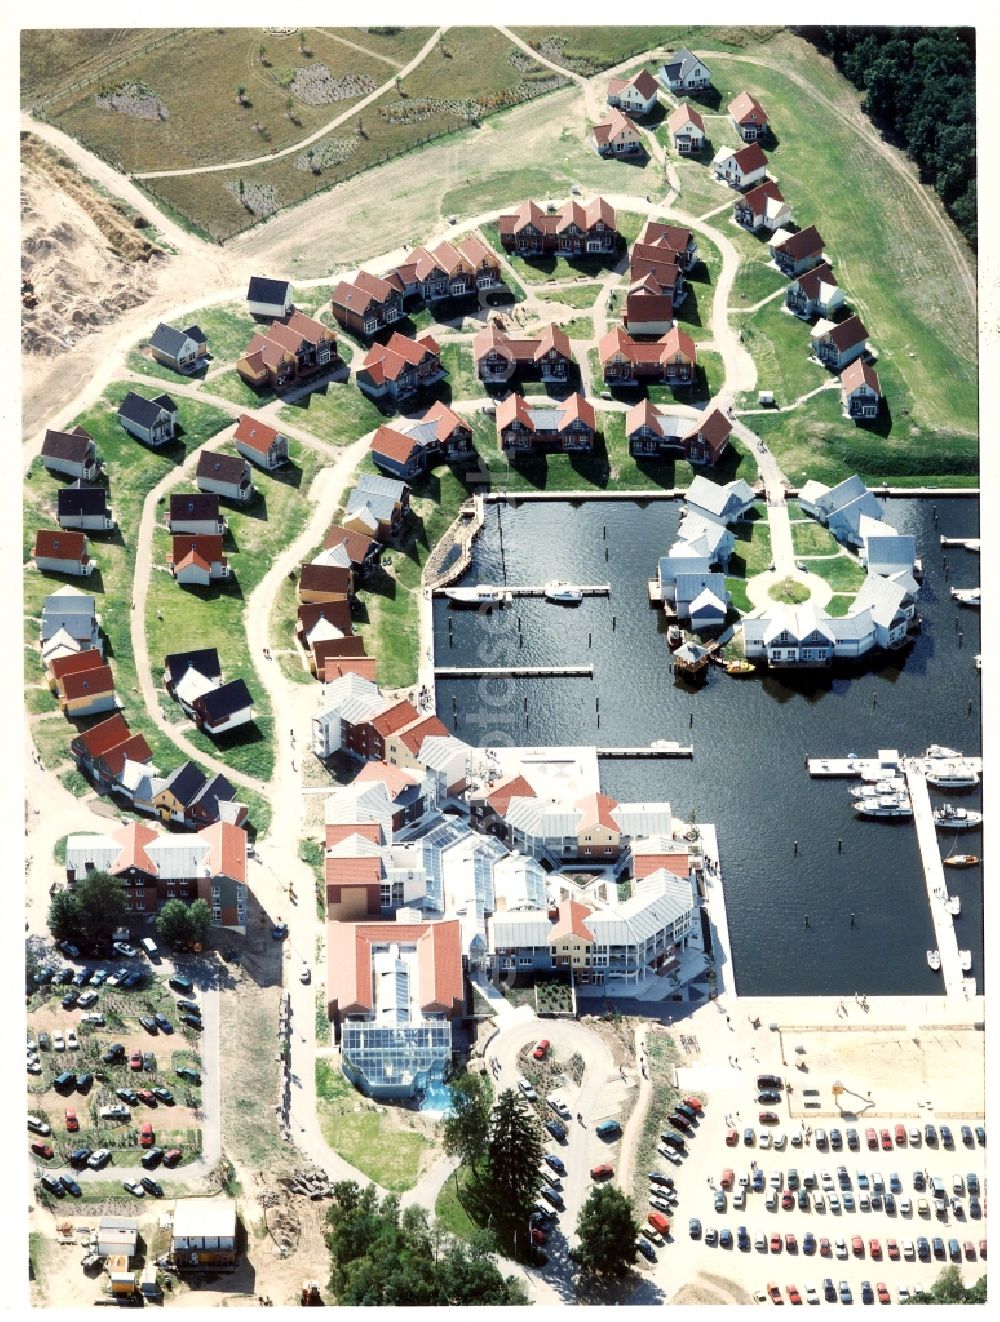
[474,322,575,387]
[496,393,596,453]
[607,68,659,117]
[497,198,618,258]
[728,91,769,142]
[33,529,93,578]
[232,415,288,470]
[357,332,445,402]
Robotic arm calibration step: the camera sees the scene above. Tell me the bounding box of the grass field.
[738,301,828,405]
[37,28,432,173]
[481,222,622,287]
[278,377,389,445]
[24,384,231,785]
[747,382,978,490]
[355,460,473,686]
[706,40,977,442]
[134,29,568,241]
[509,25,783,76]
[144,439,327,781]
[203,370,275,412]
[789,518,842,556]
[439,343,480,400]
[315,1058,430,1191]
[535,283,602,309]
[802,554,867,593]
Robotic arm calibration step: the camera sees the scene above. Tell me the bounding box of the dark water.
[433,496,982,996]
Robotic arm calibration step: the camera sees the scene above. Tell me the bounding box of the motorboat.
[850,778,906,798]
[543,580,583,604]
[446,585,511,606]
[926,950,941,971]
[933,804,983,831]
[667,624,684,650]
[943,854,980,868]
[946,895,961,917]
[853,794,913,819]
[974,654,981,672]
[925,745,962,760]
[925,763,979,790]
[725,659,756,676]
[959,950,972,972]
[949,586,980,607]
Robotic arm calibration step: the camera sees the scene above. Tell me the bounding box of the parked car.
[176,1066,201,1084]
[142,1052,156,1072]
[532,1039,550,1061]
[68,1147,92,1167]
[138,1016,158,1034]
[40,1174,65,1197]
[168,975,194,994]
[759,1111,779,1125]
[102,1043,125,1063]
[52,1031,65,1051]
[137,1089,156,1105]
[179,1012,202,1031]
[30,1141,54,1159]
[591,1163,614,1180]
[140,1176,163,1197]
[141,1148,165,1169]
[122,1179,145,1198]
[153,1014,174,1034]
[87,1148,111,1170]
[65,1030,78,1050]
[63,1177,82,1198]
[162,1149,182,1167]
[65,1108,79,1132]
[140,1123,154,1149]
[61,991,78,1010]
[636,1237,657,1262]
[152,1087,174,1104]
[545,1119,567,1143]
[27,1116,51,1136]
[53,1071,75,1090]
[544,1154,566,1176]
[129,1051,143,1071]
[113,943,138,958]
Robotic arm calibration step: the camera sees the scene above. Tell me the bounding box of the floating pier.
[434,665,594,678]
[596,742,693,759]
[904,764,967,1000]
[939,536,980,552]
[808,750,982,780]
[433,583,610,599]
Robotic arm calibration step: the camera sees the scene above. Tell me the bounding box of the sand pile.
[21,169,159,358]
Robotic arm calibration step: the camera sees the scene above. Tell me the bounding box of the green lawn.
[535,284,602,309]
[769,576,811,605]
[144,439,327,781]
[203,370,275,411]
[825,593,856,618]
[509,26,782,76]
[803,554,867,594]
[561,316,594,341]
[439,343,481,400]
[727,510,772,579]
[727,223,787,307]
[315,1059,430,1192]
[125,348,191,386]
[739,300,827,404]
[748,381,978,490]
[279,378,388,445]
[194,300,260,365]
[790,519,842,556]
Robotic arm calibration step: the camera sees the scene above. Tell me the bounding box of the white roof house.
[585,870,695,946]
[858,514,916,576]
[505,796,582,842]
[324,781,395,830]
[611,802,673,839]
[489,908,555,951]
[852,573,912,630]
[492,852,548,912]
[312,672,387,757]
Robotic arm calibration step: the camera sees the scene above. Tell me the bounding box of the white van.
[141,938,158,958]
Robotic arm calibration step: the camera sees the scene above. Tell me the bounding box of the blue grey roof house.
[149,322,208,374]
[118,391,178,447]
[657,48,712,93]
[191,678,255,737]
[57,482,115,532]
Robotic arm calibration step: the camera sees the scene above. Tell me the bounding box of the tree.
[442,1070,491,1176]
[575,1184,639,1275]
[156,898,196,949]
[187,899,213,948]
[483,1088,543,1256]
[48,889,81,942]
[908,1265,988,1305]
[73,871,126,947]
[258,43,267,65]
[236,84,246,105]
[285,95,295,120]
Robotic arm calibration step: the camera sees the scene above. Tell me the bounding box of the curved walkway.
[134,28,446,180]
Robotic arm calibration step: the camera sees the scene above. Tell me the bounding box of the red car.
[590,1163,614,1180]
[781,1190,794,1209]
[770,1233,782,1253]
[137,1089,156,1105]
[964,1241,976,1260]
[30,1141,53,1159]
[880,1129,892,1151]
[532,1039,550,1061]
[140,1123,154,1149]
[886,1239,900,1261]
[819,1238,832,1258]
[784,1233,797,1252]
[129,1050,143,1071]
[894,1123,907,1145]
[759,1110,779,1125]
[683,1096,703,1113]
[786,1285,802,1305]
[852,1235,865,1257]
[767,1282,783,1304]
[865,1127,878,1150]
[869,1238,882,1259]
[65,1108,79,1133]
[725,1128,739,1146]
[163,1148,182,1167]
[876,1283,890,1304]
[530,1228,547,1246]
[980,1240,988,1260]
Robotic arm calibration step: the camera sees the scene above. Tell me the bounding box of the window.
[212,905,221,920]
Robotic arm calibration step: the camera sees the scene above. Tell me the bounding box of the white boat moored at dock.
[852,794,913,819]
[933,804,983,831]
[446,585,512,606]
[927,950,941,971]
[959,950,972,972]
[925,763,980,790]
[946,895,962,916]
[849,778,906,798]
[543,580,584,604]
[949,586,980,607]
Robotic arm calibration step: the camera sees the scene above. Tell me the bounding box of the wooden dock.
[433,584,610,599]
[940,536,980,551]
[904,763,966,999]
[434,665,594,678]
[597,743,693,759]
[807,753,901,779]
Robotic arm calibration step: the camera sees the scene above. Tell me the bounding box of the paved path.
[617,1022,650,1195]
[133,28,447,180]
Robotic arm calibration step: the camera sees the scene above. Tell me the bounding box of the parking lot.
[27,947,210,1196]
[638,1078,987,1303]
